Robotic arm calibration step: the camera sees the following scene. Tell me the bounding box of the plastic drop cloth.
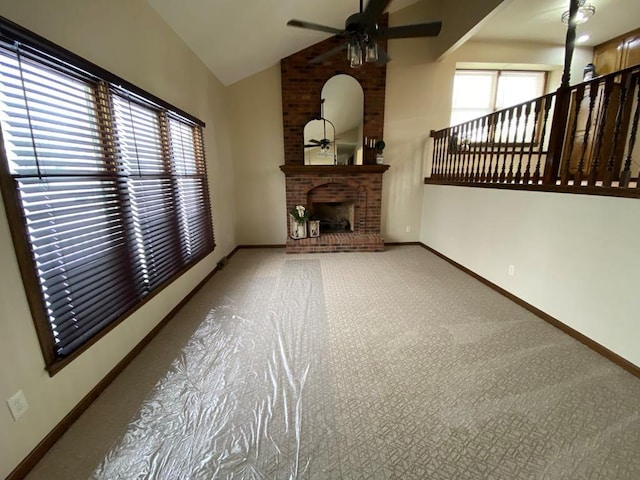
[92,260,336,479]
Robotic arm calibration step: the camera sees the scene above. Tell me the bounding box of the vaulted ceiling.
[147,0,424,85]
[474,0,640,47]
[147,0,639,86]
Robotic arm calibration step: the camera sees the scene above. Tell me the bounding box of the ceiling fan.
[287,0,442,67]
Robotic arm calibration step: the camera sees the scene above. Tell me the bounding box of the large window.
[0,20,214,373]
[450,70,547,126]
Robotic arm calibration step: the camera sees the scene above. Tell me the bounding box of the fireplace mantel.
[280,165,389,175]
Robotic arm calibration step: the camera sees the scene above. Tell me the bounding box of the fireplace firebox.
[312,202,354,233]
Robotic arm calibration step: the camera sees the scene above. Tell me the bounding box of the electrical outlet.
[508,264,515,276]
[405,225,411,233]
[7,390,28,421]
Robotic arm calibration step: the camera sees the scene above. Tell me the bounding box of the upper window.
[0,20,214,373]
[450,70,547,126]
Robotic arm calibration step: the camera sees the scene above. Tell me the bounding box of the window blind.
[0,33,214,370]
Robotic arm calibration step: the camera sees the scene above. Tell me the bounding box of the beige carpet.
[25,246,640,479]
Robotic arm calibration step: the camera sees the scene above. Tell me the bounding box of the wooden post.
[561,0,579,89]
[543,0,579,185]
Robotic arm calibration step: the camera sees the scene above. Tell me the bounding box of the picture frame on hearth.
[309,220,320,238]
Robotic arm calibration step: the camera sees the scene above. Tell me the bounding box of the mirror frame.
[303,75,365,166]
[322,75,364,166]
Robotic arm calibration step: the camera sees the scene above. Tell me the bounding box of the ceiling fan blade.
[309,43,347,64]
[305,140,333,148]
[361,0,392,27]
[287,19,345,35]
[307,139,321,144]
[377,21,442,39]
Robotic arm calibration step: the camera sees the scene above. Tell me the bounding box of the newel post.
[544,88,571,185]
[543,0,579,185]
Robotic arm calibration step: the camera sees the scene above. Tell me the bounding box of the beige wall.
[421,186,640,368]
[0,0,236,476]
[229,65,287,245]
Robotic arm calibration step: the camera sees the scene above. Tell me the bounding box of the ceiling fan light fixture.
[365,40,378,63]
[561,0,596,25]
[348,40,363,68]
[289,0,443,68]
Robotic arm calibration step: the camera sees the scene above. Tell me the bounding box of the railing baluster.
[434,131,442,178]
[430,131,438,177]
[500,108,513,182]
[507,106,520,183]
[465,120,473,181]
[438,129,447,178]
[453,126,462,181]
[480,114,491,182]
[466,120,473,181]
[621,74,640,188]
[447,127,456,180]
[562,84,585,185]
[444,127,452,180]
[451,126,459,181]
[604,71,632,187]
[515,102,531,183]
[461,121,470,181]
[439,129,445,179]
[453,124,462,181]
[455,124,463,181]
[524,97,542,184]
[492,110,505,182]
[439,130,447,178]
[432,131,440,178]
[441,130,449,178]
[472,117,482,182]
[534,96,553,184]
[589,77,614,186]
[465,119,474,181]
[575,81,599,186]
[438,129,445,179]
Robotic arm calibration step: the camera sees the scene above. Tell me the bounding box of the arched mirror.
[303,75,364,166]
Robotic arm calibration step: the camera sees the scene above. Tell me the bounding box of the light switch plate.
[7,390,28,421]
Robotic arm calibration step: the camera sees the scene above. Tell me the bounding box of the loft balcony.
[426,63,640,199]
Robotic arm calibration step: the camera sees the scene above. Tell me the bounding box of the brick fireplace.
[280,17,389,253]
[281,165,388,253]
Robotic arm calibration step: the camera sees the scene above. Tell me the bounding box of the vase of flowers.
[289,205,309,239]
